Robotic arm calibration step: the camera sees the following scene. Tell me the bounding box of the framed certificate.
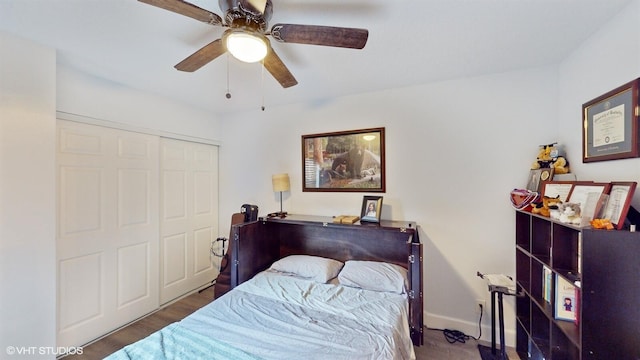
[567,183,611,220]
[582,78,640,162]
[541,181,580,202]
[602,182,637,229]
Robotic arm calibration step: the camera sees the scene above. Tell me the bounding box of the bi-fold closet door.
[56,120,218,348]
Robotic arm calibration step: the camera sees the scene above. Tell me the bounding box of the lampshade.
[224,30,268,63]
[272,173,290,192]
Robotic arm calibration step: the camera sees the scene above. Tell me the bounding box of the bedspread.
[107,270,415,360]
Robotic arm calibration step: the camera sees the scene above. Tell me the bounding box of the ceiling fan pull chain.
[261,60,266,111]
[225,53,231,99]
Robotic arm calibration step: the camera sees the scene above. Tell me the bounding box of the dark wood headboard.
[229,214,424,346]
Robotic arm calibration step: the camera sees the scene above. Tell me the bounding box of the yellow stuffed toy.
[531,143,570,174]
[531,144,553,169]
[531,195,562,217]
[552,156,570,174]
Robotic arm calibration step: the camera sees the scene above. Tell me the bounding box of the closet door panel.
[160,138,219,304]
[57,120,159,348]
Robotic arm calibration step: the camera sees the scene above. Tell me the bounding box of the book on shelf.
[543,265,552,304]
[555,274,578,323]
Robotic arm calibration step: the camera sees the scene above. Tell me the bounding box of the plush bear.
[531,144,554,170]
[551,156,570,174]
[531,143,571,173]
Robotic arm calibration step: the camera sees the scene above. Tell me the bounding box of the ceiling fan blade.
[263,47,298,88]
[138,0,223,25]
[175,39,226,72]
[270,24,368,49]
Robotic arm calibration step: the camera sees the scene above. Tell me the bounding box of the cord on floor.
[424,303,483,344]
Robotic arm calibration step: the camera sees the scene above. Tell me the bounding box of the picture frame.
[555,274,578,323]
[526,169,543,193]
[360,196,383,223]
[302,128,385,192]
[602,181,637,229]
[541,181,592,202]
[526,168,553,193]
[566,182,611,221]
[582,78,640,163]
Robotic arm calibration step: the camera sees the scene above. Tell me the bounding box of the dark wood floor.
[64,286,519,359]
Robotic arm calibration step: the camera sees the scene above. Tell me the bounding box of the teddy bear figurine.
[551,156,570,174]
[531,143,570,174]
[531,144,554,170]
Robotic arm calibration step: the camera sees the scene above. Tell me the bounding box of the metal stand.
[199,237,227,293]
[477,272,521,360]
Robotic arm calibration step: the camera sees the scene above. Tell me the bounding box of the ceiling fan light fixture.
[224,30,268,63]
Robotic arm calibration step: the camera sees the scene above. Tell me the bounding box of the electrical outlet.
[476,299,486,314]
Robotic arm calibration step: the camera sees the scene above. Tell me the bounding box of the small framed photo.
[360,196,383,223]
[602,181,637,229]
[526,168,553,193]
[555,274,578,323]
[526,169,543,192]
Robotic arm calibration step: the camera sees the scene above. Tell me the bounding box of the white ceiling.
[0,0,633,115]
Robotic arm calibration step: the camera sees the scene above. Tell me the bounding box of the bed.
[106,215,423,359]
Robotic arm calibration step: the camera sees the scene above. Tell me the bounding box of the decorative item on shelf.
[271,173,290,218]
[531,195,562,217]
[553,203,582,225]
[555,274,578,323]
[590,218,615,230]
[510,188,539,210]
[333,215,360,224]
[360,195,383,223]
[601,181,637,229]
[531,143,570,172]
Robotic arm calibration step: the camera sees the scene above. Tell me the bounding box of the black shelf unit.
[515,210,640,359]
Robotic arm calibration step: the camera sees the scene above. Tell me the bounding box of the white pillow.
[269,255,344,283]
[338,260,408,294]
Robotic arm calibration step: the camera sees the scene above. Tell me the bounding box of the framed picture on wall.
[582,78,640,162]
[302,128,385,192]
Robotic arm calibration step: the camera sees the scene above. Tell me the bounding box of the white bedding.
[179,270,416,360]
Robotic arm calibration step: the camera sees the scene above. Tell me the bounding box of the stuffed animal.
[551,156,570,174]
[531,144,554,170]
[555,203,582,225]
[531,195,562,217]
[531,143,570,175]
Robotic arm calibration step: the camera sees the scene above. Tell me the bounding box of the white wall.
[0,32,56,358]
[56,64,223,143]
[219,2,640,344]
[219,66,559,342]
[557,0,640,204]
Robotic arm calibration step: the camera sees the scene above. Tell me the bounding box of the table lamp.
[272,173,290,217]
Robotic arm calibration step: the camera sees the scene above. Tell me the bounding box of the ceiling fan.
[138,0,369,88]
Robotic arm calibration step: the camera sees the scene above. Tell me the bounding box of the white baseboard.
[424,311,515,347]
